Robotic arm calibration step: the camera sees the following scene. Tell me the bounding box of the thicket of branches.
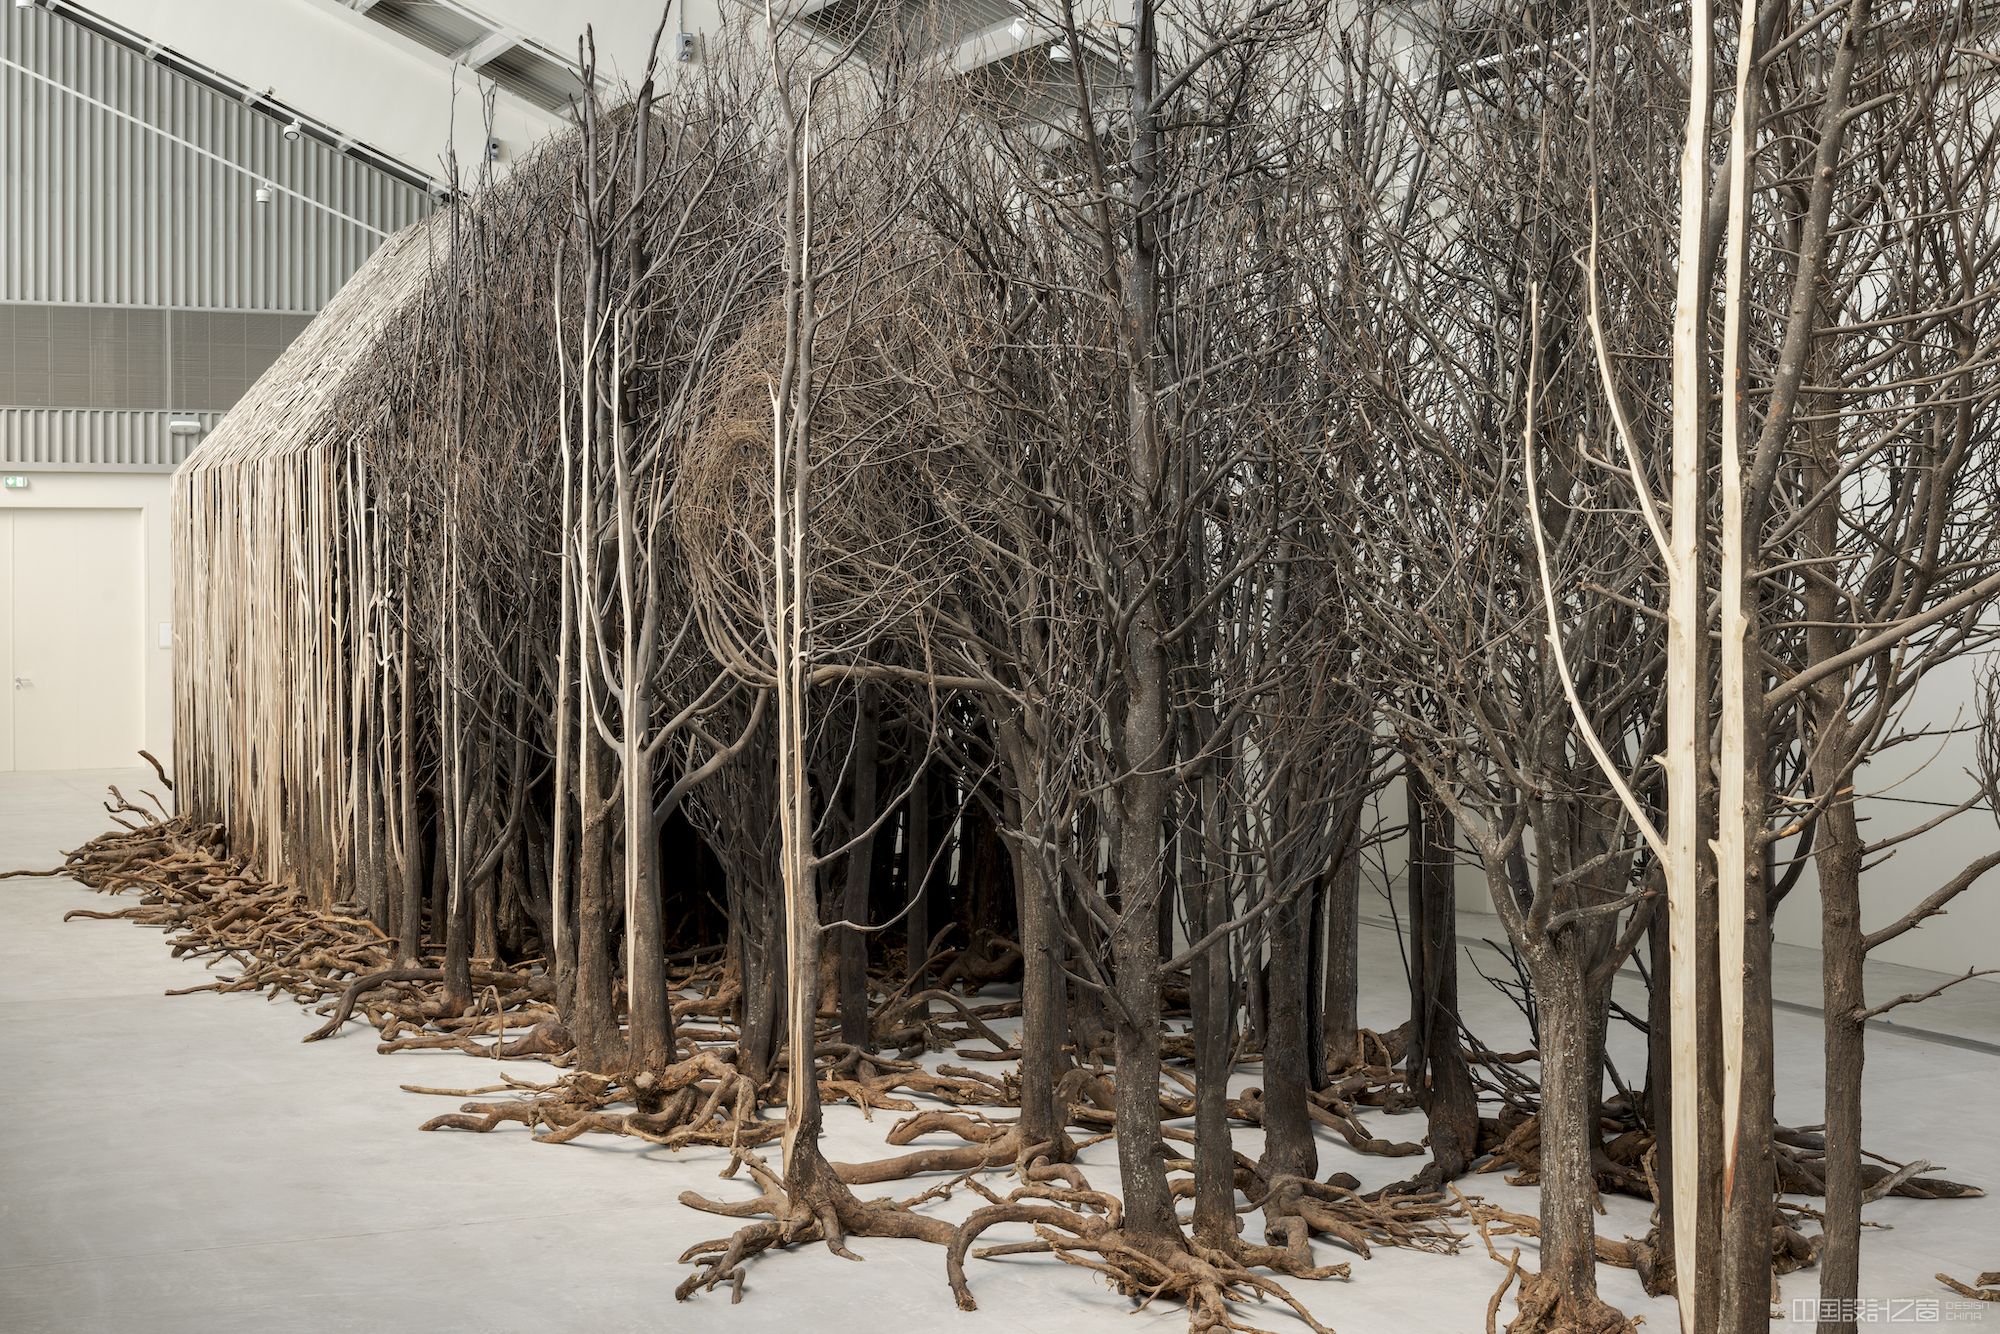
[64,2,2000,1332]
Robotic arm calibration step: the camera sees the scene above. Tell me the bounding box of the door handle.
[12,677,30,688]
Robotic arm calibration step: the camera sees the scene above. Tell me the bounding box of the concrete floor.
[2,770,1997,1333]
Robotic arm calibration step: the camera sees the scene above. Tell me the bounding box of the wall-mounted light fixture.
[167,418,205,436]
[254,181,274,204]
[1048,40,1072,63]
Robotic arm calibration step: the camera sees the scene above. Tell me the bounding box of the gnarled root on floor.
[834,1109,1084,1188]
[1773,1125,1985,1200]
[1462,1192,1637,1334]
[800,1044,1012,1115]
[873,987,1022,1058]
[1500,1271,1640,1334]
[1937,1271,2000,1302]
[420,1050,774,1151]
[1259,1172,1463,1260]
[948,1185,1340,1334]
[1456,1194,1643,1271]
[677,1143,958,1303]
[376,1013,572,1060]
[1475,1113,1652,1201]
[1223,1085,1422,1161]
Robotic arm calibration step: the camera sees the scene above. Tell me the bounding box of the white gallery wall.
[0,471,173,769]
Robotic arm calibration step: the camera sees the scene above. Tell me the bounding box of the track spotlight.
[282,120,302,143]
[254,181,273,205]
[1048,40,1072,63]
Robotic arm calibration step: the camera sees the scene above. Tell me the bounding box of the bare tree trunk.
[1532,948,1608,1308]
[1110,896,1174,1240]
[441,821,473,1012]
[1814,783,1866,1334]
[837,688,882,1047]
[1014,850,1067,1149]
[1805,427,1867,1329]
[734,881,784,1086]
[572,743,625,1072]
[1262,887,1316,1180]
[1321,819,1362,1074]
[1718,848,1776,1334]
[1190,869,1235,1247]
[1407,774,1476,1180]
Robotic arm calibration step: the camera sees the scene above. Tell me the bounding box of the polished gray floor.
[2,770,1996,1333]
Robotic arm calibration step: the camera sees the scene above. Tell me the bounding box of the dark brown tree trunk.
[837,688,882,1047]
[441,821,473,1013]
[1261,887,1316,1180]
[1804,433,1867,1334]
[571,745,625,1073]
[735,884,784,1086]
[1530,946,1610,1308]
[1814,793,1865,1334]
[1014,851,1067,1149]
[1321,827,1362,1073]
[476,836,502,961]
[1110,900,1174,1240]
[1407,774,1476,1180]
[1189,869,1235,1247]
[1719,847,1776,1334]
[626,764,675,1079]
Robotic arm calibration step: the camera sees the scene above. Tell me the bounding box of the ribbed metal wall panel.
[0,408,222,470]
[1,4,429,471]
[0,4,430,311]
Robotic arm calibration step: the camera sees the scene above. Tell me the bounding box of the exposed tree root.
[874,987,1021,1058]
[677,1146,960,1302]
[1259,1173,1462,1260]
[805,1043,1013,1114]
[419,1051,777,1150]
[1772,1124,1985,1200]
[1474,1112,1651,1200]
[1229,1084,1423,1159]
[1459,1191,1638,1334]
[834,1109,1083,1188]
[1938,1271,2000,1302]
[30,814,569,1060]
[1501,1272,1640,1334]
[948,1185,1342,1334]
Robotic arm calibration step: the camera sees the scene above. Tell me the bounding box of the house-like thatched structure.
[172,215,448,906]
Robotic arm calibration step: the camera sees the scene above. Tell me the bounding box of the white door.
[4,508,144,770]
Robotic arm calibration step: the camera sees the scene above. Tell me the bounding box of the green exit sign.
[2,475,27,491]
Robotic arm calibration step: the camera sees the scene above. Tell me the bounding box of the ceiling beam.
[948,17,1047,74]
[455,29,516,69]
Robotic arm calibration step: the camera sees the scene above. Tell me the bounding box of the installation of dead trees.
[12,2,1998,1332]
